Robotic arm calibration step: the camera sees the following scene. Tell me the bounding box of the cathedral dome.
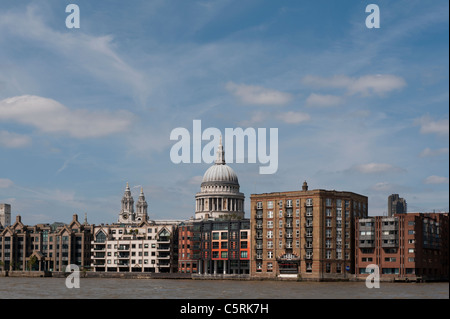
[202,164,238,185]
[201,136,239,185]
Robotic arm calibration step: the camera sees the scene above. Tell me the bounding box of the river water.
[0,277,448,299]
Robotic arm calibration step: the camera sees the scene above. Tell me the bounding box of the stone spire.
[119,182,135,223]
[136,187,148,222]
[215,135,226,165]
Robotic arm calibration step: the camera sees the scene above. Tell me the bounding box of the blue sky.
[0,0,448,225]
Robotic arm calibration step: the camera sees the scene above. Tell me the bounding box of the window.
[286,199,293,208]
[267,251,273,259]
[95,232,106,243]
[267,221,273,229]
[267,231,273,239]
[267,210,273,218]
[257,202,263,209]
[267,201,273,209]
[306,198,313,207]
[296,199,300,207]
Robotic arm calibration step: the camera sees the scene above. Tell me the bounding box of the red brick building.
[356,212,449,281]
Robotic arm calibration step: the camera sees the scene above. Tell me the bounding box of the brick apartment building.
[250,181,368,280]
[356,212,449,281]
[0,214,92,272]
[178,219,251,276]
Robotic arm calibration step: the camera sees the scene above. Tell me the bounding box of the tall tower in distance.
[388,194,407,216]
[135,187,148,222]
[0,203,11,228]
[118,182,135,223]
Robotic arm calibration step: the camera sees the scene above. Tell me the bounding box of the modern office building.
[0,203,11,228]
[388,194,407,216]
[0,214,92,271]
[250,181,368,280]
[355,212,449,281]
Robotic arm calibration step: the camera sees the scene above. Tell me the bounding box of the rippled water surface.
[0,277,448,299]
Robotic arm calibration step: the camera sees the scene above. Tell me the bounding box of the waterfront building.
[179,219,251,275]
[178,219,198,273]
[0,214,92,271]
[355,212,449,281]
[250,181,368,280]
[194,137,245,220]
[91,185,179,273]
[0,203,11,228]
[388,194,407,216]
[91,220,179,273]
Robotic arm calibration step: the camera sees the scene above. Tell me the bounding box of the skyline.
[0,0,448,225]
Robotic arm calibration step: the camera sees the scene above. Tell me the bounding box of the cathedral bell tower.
[135,187,148,222]
[118,182,135,223]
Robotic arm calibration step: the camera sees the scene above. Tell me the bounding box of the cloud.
[415,116,449,137]
[302,74,406,97]
[0,4,150,106]
[276,111,311,124]
[0,130,31,148]
[424,175,449,184]
[0,178,14,188]
[306,93,343,107]
[0,95,134,139]
[226,82,293,106]
[349,162,406,174]
[419,147,449,157]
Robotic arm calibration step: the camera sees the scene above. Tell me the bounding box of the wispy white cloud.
[349,162,406,174]
[424,175,449,185]
[0,178,14,188]
[56,153,82,174]
[225,81,293,106]
[276,111,310,124]
[0,4,150,106]
[306,93,343,107]
[415,115,449,137]
[0,130,31,148]
[0,95,134,139]
[419,147,449,157]
[302,74,406,97]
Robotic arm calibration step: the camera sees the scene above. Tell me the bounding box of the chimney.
[302,181,308,191]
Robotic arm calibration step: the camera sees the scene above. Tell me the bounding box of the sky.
[0,0,448,225]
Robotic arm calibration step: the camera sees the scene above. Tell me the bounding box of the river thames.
[0,277,447,299]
